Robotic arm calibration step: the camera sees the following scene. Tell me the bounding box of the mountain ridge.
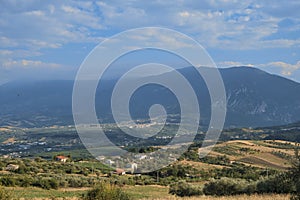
[1,66,300,128]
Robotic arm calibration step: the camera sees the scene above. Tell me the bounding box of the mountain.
[0,66,300,128]
[221,67,300,127]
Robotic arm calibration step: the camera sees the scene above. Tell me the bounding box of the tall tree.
[291,148,300,200]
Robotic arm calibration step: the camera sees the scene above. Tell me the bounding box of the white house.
[125,163,138,174]
[105,159,115,166]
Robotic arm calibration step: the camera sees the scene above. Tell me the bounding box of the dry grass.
[5,186,291,200]
[178,160,226,170]
[141,194,289,200]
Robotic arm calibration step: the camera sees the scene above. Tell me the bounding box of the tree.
[169,180,203,197]
[291,149,300,200]
[257,172,294,194]
[82,182,130,200]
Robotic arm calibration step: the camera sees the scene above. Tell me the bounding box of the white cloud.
[61,5,81,14]
[0,0,106,78]
[94,0,300,50]
[96,1,147,28]
[262,61,300,76]
[0,36,18,47]
[218,61,254,67]
[1,0,299,52]
[260,39,300,48]
[0,50,13,56]
[0,1,104,51]
[25,10,45,16]
[219,60,300,77]
[3,59,62,69]
[179,11,191,18]
[0,0,300,83]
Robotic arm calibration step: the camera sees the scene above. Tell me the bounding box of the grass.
[127,185,291,200]
[6,187,86,199]
[6,185,169,199]
[126,185,170,199]
[4,186,290,200]
[140,194,289,200]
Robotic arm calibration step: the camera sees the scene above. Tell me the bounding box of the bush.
[199,155,230,166]
[32,178,58,190]
[203,177,253,196]
[257,173,294,194]
[18,177,33,187]
[169,181,203,197]
[82,182,130,200]
[68,177,86,188]
[49,178,59,190]
[0,177,15,187]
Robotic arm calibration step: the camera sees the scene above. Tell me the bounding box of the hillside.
[197,140,296,170]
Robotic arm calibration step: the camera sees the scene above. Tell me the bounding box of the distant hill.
[1,66,300,128]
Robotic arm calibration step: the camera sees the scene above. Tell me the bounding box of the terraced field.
[197,140,296,170]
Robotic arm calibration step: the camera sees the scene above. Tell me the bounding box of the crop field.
[201,140,295,170]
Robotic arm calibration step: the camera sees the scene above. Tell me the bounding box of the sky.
[1,0,300,84]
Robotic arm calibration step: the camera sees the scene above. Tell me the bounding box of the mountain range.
[0,66,300,128]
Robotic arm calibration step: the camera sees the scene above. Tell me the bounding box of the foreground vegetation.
[0,185,292,200]
[0,138,299,199]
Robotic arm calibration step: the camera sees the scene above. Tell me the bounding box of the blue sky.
[1,0,300,84]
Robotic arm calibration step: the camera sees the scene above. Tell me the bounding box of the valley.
[0,121,300,199]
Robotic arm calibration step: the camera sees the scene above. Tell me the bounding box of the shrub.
[0,177,15,187]
[257,173,294,194]
[199,155,230,166]
[48,178,59,190]
[169,180,203,197]
[67,177,86,188]
[82,182,130,200]
[18,177,33,187]
[203,177,252,196]
[32,178,58,190]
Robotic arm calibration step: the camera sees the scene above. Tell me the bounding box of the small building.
[125,163,138,174]
[6,164,19,171]
[134,154,147,160]
[55,155,69,163]
[105,159,115,166]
